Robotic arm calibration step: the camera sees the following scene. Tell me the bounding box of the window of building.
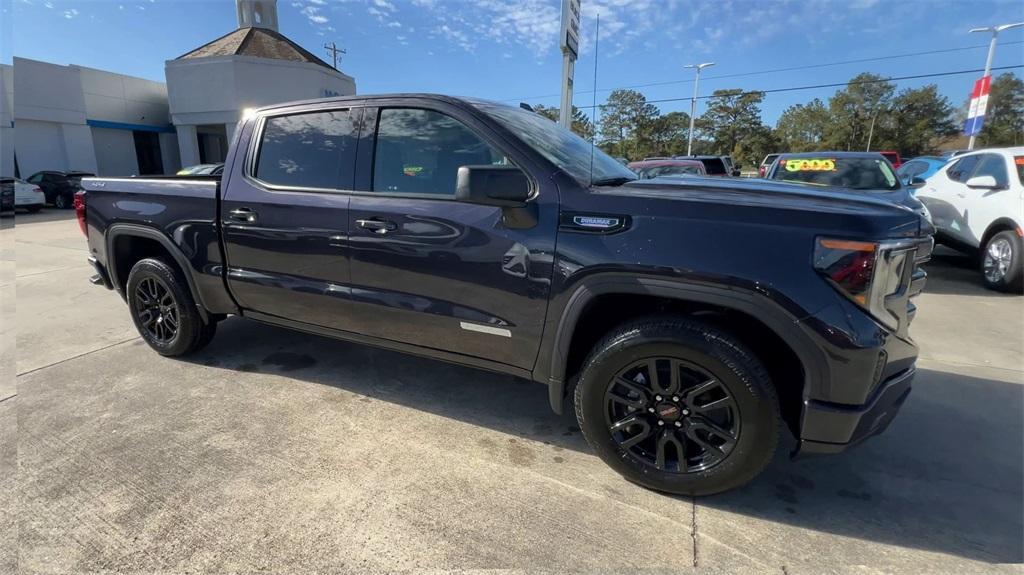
[255,109,358,189]
[133,131,165,175]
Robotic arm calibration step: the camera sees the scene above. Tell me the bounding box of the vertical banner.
[963,75,992,136]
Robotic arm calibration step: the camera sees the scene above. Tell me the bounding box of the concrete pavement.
[6,210,1023,573]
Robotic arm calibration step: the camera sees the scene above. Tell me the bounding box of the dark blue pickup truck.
[78,94,933,495]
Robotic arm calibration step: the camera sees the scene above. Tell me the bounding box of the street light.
[684,62,714,156]
[967,21,1023,150]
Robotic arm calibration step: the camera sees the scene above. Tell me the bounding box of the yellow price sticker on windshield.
[782,158,836,172]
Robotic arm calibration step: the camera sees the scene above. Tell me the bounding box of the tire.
[574,315,780,496]
[53,193,72,209]
[981,230,1024,293]
[125,257,216,356]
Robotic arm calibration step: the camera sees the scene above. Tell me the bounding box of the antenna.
[589,13,599,185]
[323,41,347,70]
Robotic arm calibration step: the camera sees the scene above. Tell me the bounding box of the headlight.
[813,238,914,329]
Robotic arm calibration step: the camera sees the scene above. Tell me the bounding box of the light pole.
[967,22,1023,150]
[684,62,714,156]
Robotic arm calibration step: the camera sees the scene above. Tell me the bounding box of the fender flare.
[541,276,829,414]
[980,217,1023,249]
[105,223,210,323]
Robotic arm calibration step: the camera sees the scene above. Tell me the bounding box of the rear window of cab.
[771,157,900,190]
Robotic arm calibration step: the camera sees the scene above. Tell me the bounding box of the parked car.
[896,156,948,185]
[758,153,781,177]
[878,150,902,169]
[0,179,12,216]
[1,177,45,213]
[177,163,224,176]
[79,94,934,496]
[675,155,730,176]
[628,159,706,179]
[25,170,94,209]
[766,152,930,221]
[914,147,1024,292]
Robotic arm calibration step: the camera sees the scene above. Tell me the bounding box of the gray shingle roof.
[176,27,334,71]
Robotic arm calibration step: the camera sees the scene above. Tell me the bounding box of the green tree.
[646,111,690,157]
[531,104,596,141]
[695,89,767,159]
[599,89,660,160]
[886,84,957,156]
[977,73,1024,147]
[775,98,830,152]
[824,73,896,151]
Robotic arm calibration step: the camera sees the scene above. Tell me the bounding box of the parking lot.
[3,210,1022,573]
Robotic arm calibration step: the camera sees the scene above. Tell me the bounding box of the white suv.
[915,147,1024,292]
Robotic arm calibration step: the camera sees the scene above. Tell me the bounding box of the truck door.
[221,104,365,331]
[345,104,558,370]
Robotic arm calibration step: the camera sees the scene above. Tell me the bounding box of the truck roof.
[253,93,489,114]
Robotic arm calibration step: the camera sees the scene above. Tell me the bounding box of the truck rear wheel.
[126,257,216,356]
[574,316,780,496]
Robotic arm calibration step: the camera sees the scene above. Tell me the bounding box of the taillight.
[813,238,878,306]
[74,190,87,236]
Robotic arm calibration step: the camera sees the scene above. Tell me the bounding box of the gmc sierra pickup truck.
[79,94,933,495]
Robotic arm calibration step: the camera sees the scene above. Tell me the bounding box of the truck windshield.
[770,157,901,191]
[469,100,637,187]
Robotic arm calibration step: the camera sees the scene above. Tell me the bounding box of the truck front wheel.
[126,257,216,356]
[574,316,780,496]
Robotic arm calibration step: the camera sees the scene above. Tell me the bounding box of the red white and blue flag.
[963,75,991,136]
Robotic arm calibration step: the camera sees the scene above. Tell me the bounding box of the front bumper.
[796,366,914,455]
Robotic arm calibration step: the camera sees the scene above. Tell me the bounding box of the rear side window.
[946,155,980,182]
[971,154,1009,187]
[255,109,358,189]
[1015,156,1024,186]
[372,108,507,196]
[702,158,727,175]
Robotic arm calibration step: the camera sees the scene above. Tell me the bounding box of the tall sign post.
[965,22,1023,149]
[559,0,581,129]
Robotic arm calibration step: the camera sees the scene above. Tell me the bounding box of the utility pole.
[683,62,714,157]
[966,22,1023,150]
[323,41,347,70]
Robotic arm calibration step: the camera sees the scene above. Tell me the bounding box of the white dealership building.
[1,0,356,179]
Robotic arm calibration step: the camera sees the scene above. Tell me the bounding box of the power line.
[506,40,1024,103]
[571,64,1024,110]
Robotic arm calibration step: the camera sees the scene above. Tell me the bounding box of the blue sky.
[4,0,1023,125]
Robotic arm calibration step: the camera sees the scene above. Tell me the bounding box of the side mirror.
[908,176,926,189]
[965,175,1000,190]
[456,165,531,207]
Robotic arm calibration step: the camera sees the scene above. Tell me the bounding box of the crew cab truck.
[79,94,933,496]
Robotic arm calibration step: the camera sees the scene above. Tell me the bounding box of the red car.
[878,151,902,169]
[627,159,707,179]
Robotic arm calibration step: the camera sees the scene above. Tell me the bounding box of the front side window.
[255,109,358,189]
[946,155,981,183]
[372,108,507,196]
[27,174,41,183]
[971,154,1009,188]
[897,160,926,180]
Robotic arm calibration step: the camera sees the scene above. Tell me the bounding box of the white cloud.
[62,7,77,18]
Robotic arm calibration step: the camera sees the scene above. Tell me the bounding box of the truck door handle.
[356,218,397,234]
[228,207,258,223]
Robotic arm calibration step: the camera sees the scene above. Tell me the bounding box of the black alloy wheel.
[133,276,179,344]
[574,316,780,496]
[605,357,740,473]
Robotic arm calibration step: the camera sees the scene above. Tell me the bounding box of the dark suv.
[79,94,933,495]
[26,170,94,209]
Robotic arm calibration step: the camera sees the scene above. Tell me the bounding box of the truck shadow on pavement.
[187,318,1023,564]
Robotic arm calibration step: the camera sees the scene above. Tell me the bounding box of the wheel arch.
[106,224,209,323]
[541,277,828,437]
[980,217,1023,251]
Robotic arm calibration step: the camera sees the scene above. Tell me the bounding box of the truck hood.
[593,176,931,238]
